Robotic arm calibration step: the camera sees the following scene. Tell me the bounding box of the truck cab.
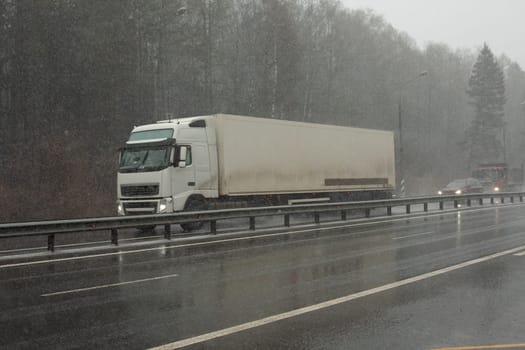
[472,163,523,193]
[117,117,218,216]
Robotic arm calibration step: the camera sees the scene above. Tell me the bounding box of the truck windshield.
[119,146,171,173]
[128,129,173,141]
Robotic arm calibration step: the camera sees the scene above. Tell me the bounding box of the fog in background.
[342,0,525,67]
[1,0,524,221]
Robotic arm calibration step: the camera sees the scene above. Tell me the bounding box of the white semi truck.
[117,114,395,229]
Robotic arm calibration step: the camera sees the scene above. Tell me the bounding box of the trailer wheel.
[180,197,207,232]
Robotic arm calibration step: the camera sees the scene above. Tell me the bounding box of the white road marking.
[433,343,525,350]
[513,251,525,256]
[2,204,525,269]
[0,221,436,269]
[393,231,433,240]
[0,246,45,254]
[147,245,525,350]
[0,234,159,254]
[41,273,179,297]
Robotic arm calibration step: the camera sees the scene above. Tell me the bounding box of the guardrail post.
[164,224,171,240]
[47,234,55,252]
[16,193,518,251]
[111,229,118,246]
[284,214,290,227]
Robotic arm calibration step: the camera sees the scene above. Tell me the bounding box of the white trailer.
[117,114,395,229]
[214,115,395,196]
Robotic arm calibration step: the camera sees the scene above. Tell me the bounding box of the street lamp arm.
[396,71,428,89]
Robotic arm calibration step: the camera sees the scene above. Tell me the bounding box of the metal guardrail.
[1,192,524,252]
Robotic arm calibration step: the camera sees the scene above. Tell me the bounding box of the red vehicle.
[438,178,484,195]
[472,163,524,193]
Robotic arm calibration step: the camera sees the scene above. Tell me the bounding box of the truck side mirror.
[177,146,188,168]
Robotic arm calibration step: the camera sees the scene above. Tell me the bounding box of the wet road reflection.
[1,205,525,349]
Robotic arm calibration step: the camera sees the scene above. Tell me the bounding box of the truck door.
[172,145,196,200]
[192,143,212,189]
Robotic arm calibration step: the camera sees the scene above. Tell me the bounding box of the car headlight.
[494,187,500,192]
[455,189,462,195]
[117,202,125,216]
[437,190,442,195]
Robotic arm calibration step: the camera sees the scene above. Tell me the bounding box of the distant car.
[437,178,484,195]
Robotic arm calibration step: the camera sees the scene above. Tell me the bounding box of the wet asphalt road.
[2,204,525,349]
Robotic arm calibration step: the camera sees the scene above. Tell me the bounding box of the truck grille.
[123,202,157,215]
[121,184,159,197]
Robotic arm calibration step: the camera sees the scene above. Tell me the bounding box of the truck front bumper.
[117,197,173,216]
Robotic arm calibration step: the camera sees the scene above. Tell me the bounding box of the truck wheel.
[180,197,207,232]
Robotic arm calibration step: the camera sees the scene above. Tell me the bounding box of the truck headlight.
[455,189,462,195]
[438,190,442,195]
[159,198,172,213]
[494,187,500,192]
[117,202,125,216]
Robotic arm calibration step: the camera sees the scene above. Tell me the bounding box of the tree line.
[1,0,525,221]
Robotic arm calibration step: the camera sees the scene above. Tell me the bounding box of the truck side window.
[185,147,192,166]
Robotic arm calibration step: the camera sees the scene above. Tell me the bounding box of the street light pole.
[397,71,428,197]
[503,122,507,164]
[398,100,404,195]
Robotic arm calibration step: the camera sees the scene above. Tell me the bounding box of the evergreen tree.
[467,43,506,165]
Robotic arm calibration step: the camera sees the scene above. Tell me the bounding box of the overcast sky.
[341,0,525,68]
